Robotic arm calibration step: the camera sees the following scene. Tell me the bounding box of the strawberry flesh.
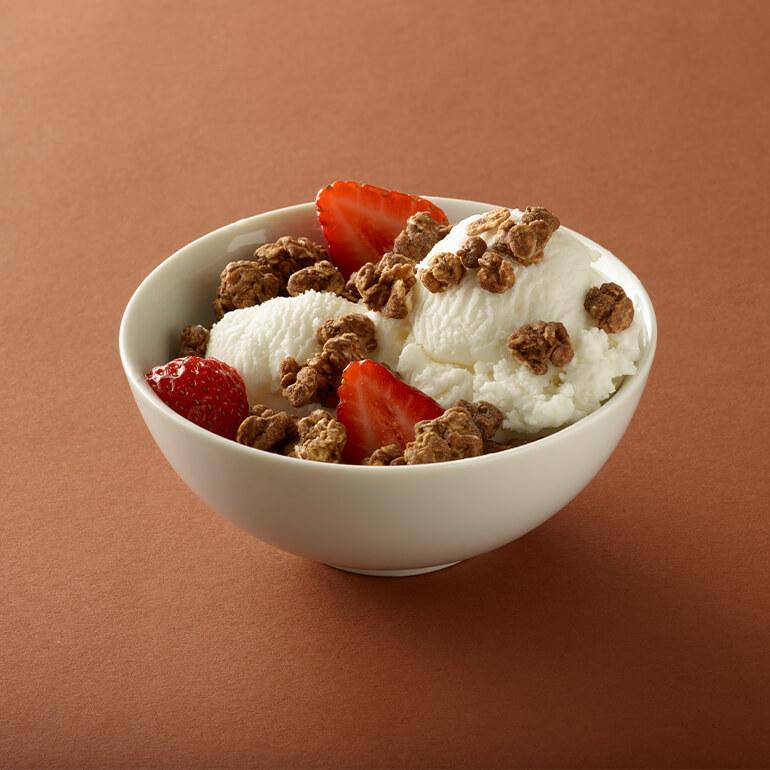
[145,356,249,440]
[336,359,444,464]
[316,180,448,277]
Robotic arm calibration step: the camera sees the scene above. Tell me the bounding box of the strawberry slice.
[336,359,444,464]
[316,181,448,277]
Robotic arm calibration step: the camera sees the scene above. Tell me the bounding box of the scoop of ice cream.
[398,210,642,434]
[207,290,407,409]
[410,212,594,366]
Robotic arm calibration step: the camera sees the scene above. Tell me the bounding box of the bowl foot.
[328,561,460,577]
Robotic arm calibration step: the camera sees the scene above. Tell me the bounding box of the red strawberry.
[336,359,444,464]
[316,180,448,276]
[145,356,249,440]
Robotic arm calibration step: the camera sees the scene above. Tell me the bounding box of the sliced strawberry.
[145,356,249,440]
[336,359,444,464]
[316,181,448,277]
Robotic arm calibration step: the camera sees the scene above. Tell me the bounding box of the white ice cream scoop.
[399,211,643,434]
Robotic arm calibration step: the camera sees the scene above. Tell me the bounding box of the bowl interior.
[120,197,657,419]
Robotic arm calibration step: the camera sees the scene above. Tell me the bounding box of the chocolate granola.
[364,443,406,466]
[353,252,416,319]
[466,208,511,237]
[420,252,466,293]
[507,321,574,375]
[289,410,346,463]
[315,314,377,352]
[179,324,209,357]
[503,207,560,266]
[584,282,634,333]
[236,405,298,452]
[477,250,516,293]
[403,406,484,464]
[393,212,450,262]
[286,260,346,297]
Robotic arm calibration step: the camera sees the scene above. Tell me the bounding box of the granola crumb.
[253,236,328,280]
[354,252,416,319]
[466,208,511,236]
[507,321,575,375]
[521,206,560,233]
[315,314,377,353]
[420,252,466,293]
[403,406,484,464]
[279,352,335,408]
[455,400,504,441]
[341,274,362,302]
[477,249,516,293]
[286,260,346,297]
[214,260,282,318]
[236,404,298,452]
[279,355,328,407]
[393,212,451,262]
[457,236,487,269]
[584,282,634,333]
[289,409,346,463]
[503,207,560,266]
[320,332,367,370]
[179,325,209,357]
[364,443,406,466]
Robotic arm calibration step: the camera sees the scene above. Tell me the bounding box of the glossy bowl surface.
[119,197,657,575]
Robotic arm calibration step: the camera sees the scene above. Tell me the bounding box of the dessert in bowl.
[119,184,656,575]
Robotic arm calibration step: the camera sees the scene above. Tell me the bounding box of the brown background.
[2,1,769,767]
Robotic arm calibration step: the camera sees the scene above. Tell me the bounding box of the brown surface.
[1,1,769,767]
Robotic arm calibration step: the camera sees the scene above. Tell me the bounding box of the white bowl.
[119,197,657,576]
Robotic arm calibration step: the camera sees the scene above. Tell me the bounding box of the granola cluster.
[584,282,634,333]
[455,399,504,441]
[286,260,346,297]
[214,236,329,318]
[507,321,575,375]
[466,207,511,236]
[457,236,487,269]
[316,314,377,352]
[502,209,560,266]
[179,324,209,357]
[393,211,450,262]
[291,410,347,463]
[279,314,377,407]
[404,406,485,464]
[364,443,407,466]
[350,252,416,319]
[363,400,504,466]
[477,249,516,293]
[236,405,346,463]
[236,404,298,452]
[420,251,465,293]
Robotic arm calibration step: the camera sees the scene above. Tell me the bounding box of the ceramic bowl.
[119,197,657,576]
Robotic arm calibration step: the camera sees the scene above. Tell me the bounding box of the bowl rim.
[119,196,658,473]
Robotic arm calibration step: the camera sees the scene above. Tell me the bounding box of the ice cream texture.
[208,209,642,435]
[207,290,408,409]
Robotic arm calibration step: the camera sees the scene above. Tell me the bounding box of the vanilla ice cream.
[398,211,642,433]
[207,290,408,408]
[207,209,642,436]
